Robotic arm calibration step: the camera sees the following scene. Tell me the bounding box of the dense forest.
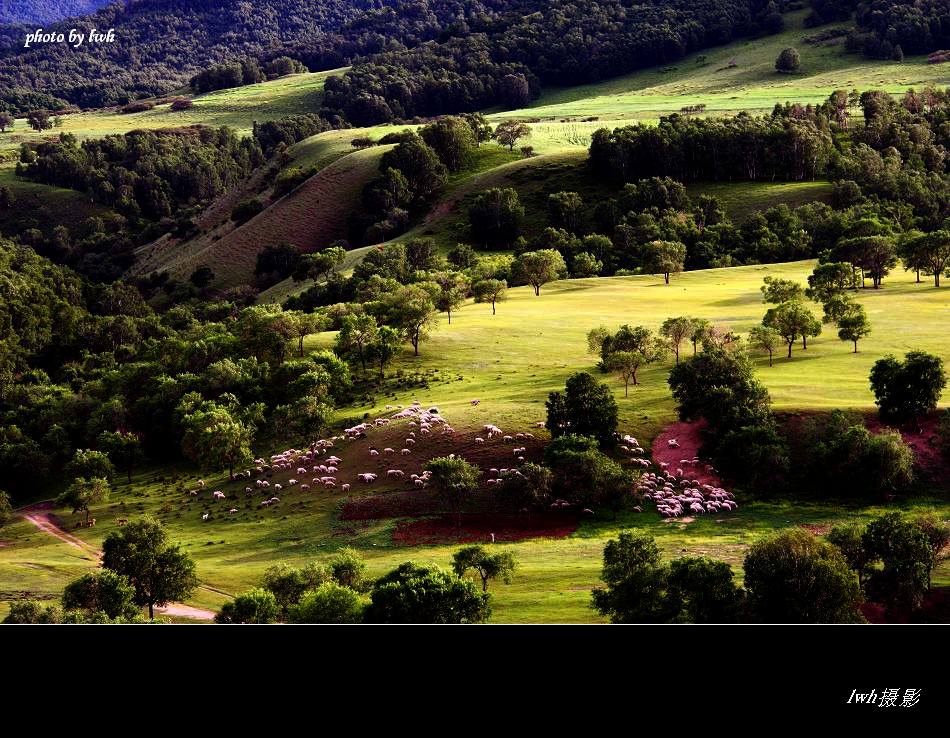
[807,0,950,60]
[0,0,785,117]
[0,0,113,25]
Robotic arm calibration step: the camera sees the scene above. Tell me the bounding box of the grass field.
[0,69,343,155]
[494,11,950,131]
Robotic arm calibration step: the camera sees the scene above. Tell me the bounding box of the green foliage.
[101,516,199,619]
[288,582,364,623]
[0,490,11,528]
[327,547,367,591]
[667,347,771,439]
[836,304,871,352]
[216,588,281,624]
[495,462,553,512]
[748,325,782,366]
[62,570,138,620]
[763,300,822,356]
[420,117,476,172]
[862,512,932,616]
[179,394,256,478]
[591,532,673,623]
[472,279,508,315]
[468,188,524,248]
[760,275,804,304]
[869,351,946,427]
[424,456,481,526]
[493,121,531,151]
[262,562,328,614]
[452,546,517,591]
[3,600,62,624]
[512,248,566,294]
[546,372,618,446]
[56,477,110,523]
[641,240,686,284]
[775,47,801,73]
[743,529,864,623]
[666,557,744,623]
[365,562,491,623]
[97,430,144,483]
[65,448,115,482]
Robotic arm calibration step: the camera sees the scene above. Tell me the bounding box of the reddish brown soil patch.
[393,513,577,545]
[651,419,725,488]
[800,524,831,535]
[860,587,950,624]
[864,413,945,480]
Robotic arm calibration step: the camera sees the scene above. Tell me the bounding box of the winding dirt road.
[17,503,218,621]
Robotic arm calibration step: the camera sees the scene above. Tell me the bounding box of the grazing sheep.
[228,508,238,515]
[201,513,209,521]
[475,437,484,444]
[405,438,415,445]
[341,483,350,492]
[274,483,282,492]
[401,448,411,455]
[384,448,395,454]
[300,484,310,491]
[197,479,206,488]
[369,449,379,456]
[288,479,298,486]
[414,479,426,487]
[212,491,225,500]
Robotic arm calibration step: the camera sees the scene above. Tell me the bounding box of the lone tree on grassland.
[642,240,686,284]
[514,249,567,295]
[102,517,198,619]
[452,546,517,591]
[472,279,507,315]
[493,120,531,151]
[775,47,801,74]
[0,112,14,132]
[837,305,871,352]
[748,325,782,367]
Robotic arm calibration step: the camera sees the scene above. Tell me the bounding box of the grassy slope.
[0,69,343,153]
[137,145,389,286]
[490,11,950,153]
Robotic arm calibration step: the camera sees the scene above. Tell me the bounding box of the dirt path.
[651,419,725,489]
[17,503,217,621]
[20,503,99,559]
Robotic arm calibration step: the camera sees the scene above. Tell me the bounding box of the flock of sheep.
[186,399,738,524]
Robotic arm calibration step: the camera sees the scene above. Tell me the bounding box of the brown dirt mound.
[393,513,577,546]
[651,419,725,488]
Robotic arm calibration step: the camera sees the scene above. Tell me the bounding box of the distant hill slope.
[133,145,387,287]
[0,0,113,24]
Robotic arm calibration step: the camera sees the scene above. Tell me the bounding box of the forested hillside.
[0,0,113,25]
[0,0,786,117]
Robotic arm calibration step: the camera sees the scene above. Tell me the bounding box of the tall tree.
[97,430,144,483]
[493,121,531,151]
[837,305,871,352]
[452,546,517,591]
[424,456,481,527]
[642,240,686,284]
[472,279,507,315]
[514,249,567,295]
[748,325,782,367]
[660,316,694,363]
[102,517,199,619]
[57,477,110,524]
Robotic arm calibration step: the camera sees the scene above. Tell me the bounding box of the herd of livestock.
[186,401,737,522]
